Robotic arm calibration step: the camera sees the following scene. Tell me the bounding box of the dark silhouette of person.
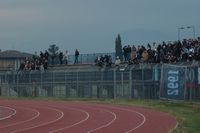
[74,49,79,64]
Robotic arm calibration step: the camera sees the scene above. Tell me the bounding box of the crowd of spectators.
[19,51,49,71]
[19,50,70,71]
[95,55,112,67]
[18,37,200,70]
[119,37,200,65]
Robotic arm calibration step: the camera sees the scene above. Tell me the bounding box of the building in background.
[0,50,32,71]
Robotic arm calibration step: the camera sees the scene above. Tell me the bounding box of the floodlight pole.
[192,25,195,39]
[178,26,196,40]
[178,27,184,41]
[178,28,180,41]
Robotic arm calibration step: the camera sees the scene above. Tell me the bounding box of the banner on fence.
[198,68,200,84]
[185,67,198,88]
[160,65,186,100]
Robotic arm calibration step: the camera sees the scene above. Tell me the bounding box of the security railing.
[0,62,199,101]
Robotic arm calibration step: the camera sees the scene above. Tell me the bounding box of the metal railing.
[48,52,115,65]
[0,62,199,101]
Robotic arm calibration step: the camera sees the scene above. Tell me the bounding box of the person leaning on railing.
[115,56,121,66]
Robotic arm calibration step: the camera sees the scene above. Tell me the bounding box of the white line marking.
[0,107,40,129]
[125,108,146,133]
[169,121,179,133]
[93,104,146,133]
[0,106,16,121]
[49,107,90,133]
[87,109,117,133]
[11,107,64,133]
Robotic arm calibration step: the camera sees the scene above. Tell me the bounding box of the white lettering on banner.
[198,68,200,84]
[167,70,179,96]
[186,69,195,82]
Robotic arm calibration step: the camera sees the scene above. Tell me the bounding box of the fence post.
[5,72,8,96]
[65,70,67,97]
[129,65,135,99]
[113,68,117,99]
[40,71,43,97]
[76,70,79,97]
[141,63,145,99]
[121,71,124,98]
[159,64,163,99]
[190,79,192,101]
[12,71,15,95]
[100,69,104,98]
[29,71,32,97]
[5,71,10,96]
[29,71,32,84]
[52,71,55,97]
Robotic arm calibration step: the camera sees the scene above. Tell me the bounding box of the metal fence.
[49,52,115,65]
[68,52,115,64]
[0,63,199,101]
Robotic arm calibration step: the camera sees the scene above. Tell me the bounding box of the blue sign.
[161,65,185,100]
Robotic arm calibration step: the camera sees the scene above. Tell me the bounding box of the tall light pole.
[192,25,195,39]
[177,25,195,40]
[178,27,184,41]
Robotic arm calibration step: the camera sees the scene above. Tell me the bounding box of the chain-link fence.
[0,62,199,101]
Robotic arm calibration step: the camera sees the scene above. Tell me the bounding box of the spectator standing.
[123,46,128,62]
[43,58,48,69]
[44,50,49,60]
[32,51,38,62]
[131,45,137,60]
[59,51,64,64]
[127,45,132,61]
[142,50,149,62]
[40,51,44,59]
[115,56,121,66]
[74,49,79,64]
[63,50,69,64]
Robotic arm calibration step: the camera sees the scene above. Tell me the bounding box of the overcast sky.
[0,0,199,54]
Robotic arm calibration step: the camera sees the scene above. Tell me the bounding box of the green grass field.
[1,97,200,133]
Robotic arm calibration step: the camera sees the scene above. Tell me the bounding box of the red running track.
[0,100,177,133]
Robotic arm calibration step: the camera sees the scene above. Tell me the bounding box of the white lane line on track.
[0,106,17,121]
[169,121,179,133]
[87,109,117,133]
[49,106,90,133]
[11,107,64,133]
[94,105,146,133]
[0,107,40,129]
[125,109,146,133]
